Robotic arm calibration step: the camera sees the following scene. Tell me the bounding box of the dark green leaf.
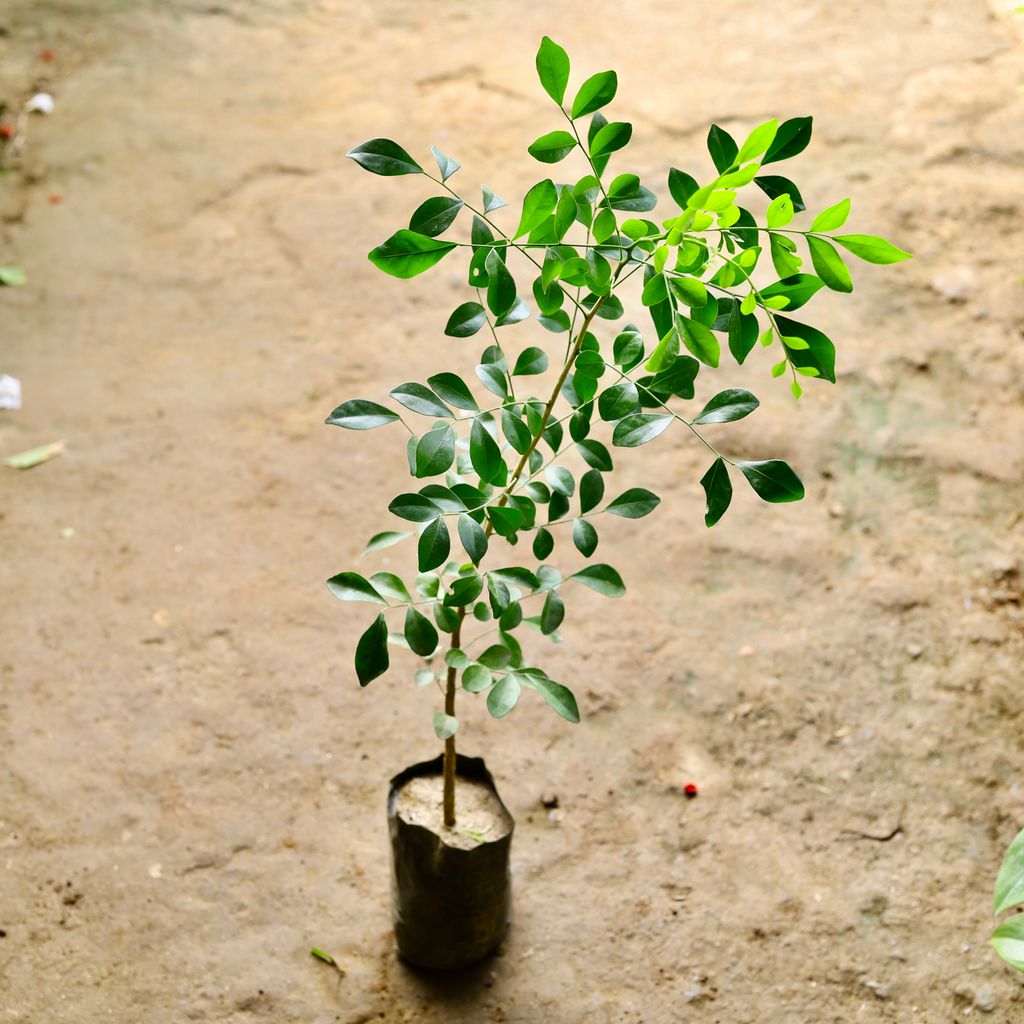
[501,408,533,454]
[606,488,660,519]
[546,466,574,497]
[775,315,836,382]
[572,518,598,557]
[727,299,758,365]
[535,36,570,105]
[476,363,509,399]
[347,138,422,176]
[389,492,441,522]
[646,354,700,399]
[485,248,517,316]
[693,388,760,425]
[418,516,451,571]
[326,572,387,604]
[488,505,523,538]
[707,124,738,172]
[370,571,412,602]
[570,563,625,597]
[668,167,699,207]
[528,130,577,163]
[532,676,580,723]
[612,412,672,447]
[513,346,549,376]
[576,439,613,471]
[700,457,732,527]
[390,382,452,418]
[480,644,513,670]
[459,512,488,565]
[580,469,605,514]
[760,274,823,312]
[414,424,455,478]
[427,372,478,411]
[368,230,456,279]
[572,71,617,118]
[487,674,521,718]
[598,380,640,421]
[355,613,389,686]
[445,574,484,607]
[444,301,487,338]
[495,296,530,327]
[678,316,720,368]
[738,459,805,503]
[470,417,504,483]
[807,236,853,293]
[325,399,401,430]
[763,116,812,165]
[409,196,463,237]
[755,175,805,212]
[404,606,439,657]
[541,590,566,634]
[362,531,412,555]
[533,527,554,560]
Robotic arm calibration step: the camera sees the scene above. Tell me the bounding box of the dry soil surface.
[2,2,1024,1022]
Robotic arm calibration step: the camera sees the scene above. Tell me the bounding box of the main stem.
[440,291,611,826]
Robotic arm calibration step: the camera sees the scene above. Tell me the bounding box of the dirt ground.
[2,1,1024,1021]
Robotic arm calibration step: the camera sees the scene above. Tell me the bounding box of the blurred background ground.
[1,1,1024,1021]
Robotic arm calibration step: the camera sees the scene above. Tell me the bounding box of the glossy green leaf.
[533,527,554,559]
[427,372,478,411]
[807,236,853,294]
[501,408,533,454]
[700,457,732,527]
[541,589,566,633]
[482,185,507,213]
[431,145,460,182]
[546,466,574,497]
[487,674,521,718]
[325,399,401,430]
[485,248,517,316]
[668,167,699,206]
[995,828,1024,914]
[388,493,440,522]
[570,563,625,597]
[992,915,1024,972]
[766,193,794,228]
[515,179,558,239]
[678,316,720,368]
[444,301,487,338]
[736,119,778,163]
[833,234,911,265]
[693,388,760,425]
[418,517,450,571]
[433,712,458,740]
[605,488,660,518]
[707,124,738,173]
[409,196,463,237]
[528,130,577,163]
[810,198,850,232]
[598,380,640,421]
[755,174,805,212]
[612,412,672,447]
[574,439,610,472]
[445,574,484,607]
[760,274,824,311]
[774,316,836,382]
[414,424,455,478]
[347,138,422,176]
[476,363,509,399]
[463,663,493,693]
[405,606,439,657]
[362,531,411,555]
[738,459,805,503]
[536,36,570,105]
[355,613,389,686]
[580,469,605,514]
[727,300,758,365]
[368,230,456,279]
[532,676,580,723]
[390,382,452,418]
[763,116,812,165]
[590,120,632,158]
[513,346,549,376]
[470,417,504,483]
[572,70,617,118]
[326,572,387,604]
[458,512,488,566]
[368,572,412,603]
[569,518,596,557]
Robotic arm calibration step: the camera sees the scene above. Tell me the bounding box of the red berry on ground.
[683,783,698,798]
[40,49,56,61]
[0,124,14,140]
[48,194,63,204]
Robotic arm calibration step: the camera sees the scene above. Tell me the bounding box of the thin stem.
[443,612,463,826]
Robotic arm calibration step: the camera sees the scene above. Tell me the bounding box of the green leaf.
[501,409,533,455]
[390,382,452,418]
[774,315,836,382]
[433,712,458,740]
[700,457,732,527]
[445,574,484,607]
[347,138,422,176]
[810,198,850,232]
[738,460,805,503]
[409,196,463,237]
[590,121,632,158]
[362,531,412,555]
[678,316,720,368]
[463,664,493,693]
[541,589,566,633]
[515,179,558,239]
[546,466,574,497]
[992,914,1024,972]
[388,492,440,522]
[427,372,478,411]
[326,572,387,604]
[571,71,617,118]
[532,676,580,724]
[414,424,455,478]
[0,266,26,287]
[369,572,412,603]
[693,388,760,425]
[760,274,824,311]
[612,412,672,448]
[736,119,778,164]
[325,399,401,430]
[535,35,570,105]
[355,613,389,686]
[574,439,611,472]
[533,527,554,559]
[476,363,509,399]
[579,469,605,514]
[487,674,521,718]
[668,276,708,307]
[418,517,451,571]
[598,380,640,421]
[470,418,504,484]
[481,185,507,213]
[763,116,812,165]
[496,296,530,327]
[444,301,487,338]
[446,648,471,669]
[405,606,439,657]
[807,237,852,294]
[513,346,549,376]
[528,130,577,164]
[575,351,606,379]
[995,828,1024,914]
[570,563,625,597]
[706,125,738,173]
[605,488,660,519]
[644,328,678,374]
[727,300,758,365]
[766,193,794,228]
[431,145,460,182]
[755,175,806,213]
[485,248,516,316]
[571,518,597,557]
[368,230,456,279]
[668,167,699,206]
[833,234,911,265]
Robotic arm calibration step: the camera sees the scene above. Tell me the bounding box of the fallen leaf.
[4,439,65,469]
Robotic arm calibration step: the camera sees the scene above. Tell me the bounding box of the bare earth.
[2,1,1024,1021]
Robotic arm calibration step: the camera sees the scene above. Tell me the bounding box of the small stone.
[864,979,892,1000]
[906,643,924,659]
[974,984,996,1013]
[540,793,559,809]
[931,266,978,302]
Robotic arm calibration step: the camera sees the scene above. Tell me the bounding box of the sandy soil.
[1,1,1024,1021]
[395,775,512,851]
